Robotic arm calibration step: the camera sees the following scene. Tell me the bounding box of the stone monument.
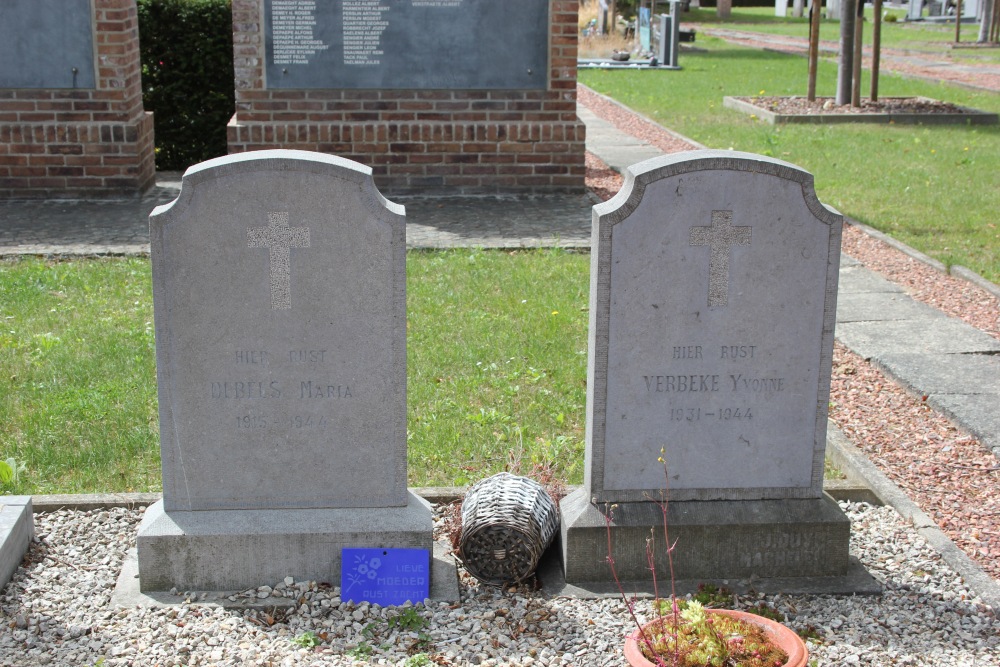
[561,150,853,587]
[228,0,586,194]
[0,0,155,198]
[137,150,432,592]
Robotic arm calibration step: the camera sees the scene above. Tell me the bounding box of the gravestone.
[229,0,586,194]
[561,151,852,586]
[0,0,155,198]
[136,150,432,592]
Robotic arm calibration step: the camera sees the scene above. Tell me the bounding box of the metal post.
[851,0,864,106]
[871,0,882,100]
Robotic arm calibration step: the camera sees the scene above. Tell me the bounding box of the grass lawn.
[0,252,591,495]
[579,37,1000,283]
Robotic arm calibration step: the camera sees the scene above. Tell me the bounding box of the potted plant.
[606,453,809,667]
[622,601,808,667]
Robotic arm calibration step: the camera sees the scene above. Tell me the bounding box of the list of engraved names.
[342,0,389,65]
[271,0,466,68]
[271,0,330,65]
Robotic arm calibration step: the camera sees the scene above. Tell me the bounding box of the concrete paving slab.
[927,393,1000,456]
[577,105,664,174]
[400,194,595,248]
[835,318,1000,359]
[836,291,946,322]
[875,352,1000,396]
[838,265,906,294]
[840,252,863,268]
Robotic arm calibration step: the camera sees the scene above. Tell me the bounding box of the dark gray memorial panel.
[0,0,96,89]
[264,0,549,90]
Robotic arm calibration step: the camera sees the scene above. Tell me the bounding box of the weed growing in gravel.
[291,631,321,648]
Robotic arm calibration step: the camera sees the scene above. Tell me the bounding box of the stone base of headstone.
[560,487,851,585]
[0,496,34,589]
[136,492,433,592]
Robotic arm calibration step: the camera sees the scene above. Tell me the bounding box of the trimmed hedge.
[138,0,235,171]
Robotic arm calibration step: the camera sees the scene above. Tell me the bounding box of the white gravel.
[2,503,997,666]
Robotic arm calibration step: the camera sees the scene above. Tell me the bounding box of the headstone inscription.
[136,150,432,593]
[561,150,852,585]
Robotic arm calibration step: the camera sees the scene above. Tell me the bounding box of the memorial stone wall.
[229,0,586,194]
[0,0,155,198]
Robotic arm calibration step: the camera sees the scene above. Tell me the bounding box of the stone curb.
[0,497,33,591]
[825,424,1000,612]
[29,479,881,515]
[722,95,999,125]
[845,216,1000,303]
[951,265,1000,300]
[29,488,466,514]
[846,217,948,272]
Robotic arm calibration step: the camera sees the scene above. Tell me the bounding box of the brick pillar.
[0,0,155,198]
[228,0,586,195]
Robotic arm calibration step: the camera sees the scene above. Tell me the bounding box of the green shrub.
[138,0,235,171]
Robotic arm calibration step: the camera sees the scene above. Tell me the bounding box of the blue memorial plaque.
[341,548,430,605]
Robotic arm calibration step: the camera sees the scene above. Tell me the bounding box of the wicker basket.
[458,472,560,586]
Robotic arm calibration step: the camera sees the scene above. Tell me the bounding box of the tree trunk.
[955,0,963,43]
[837,0,857,105]
[808,0,822,101]
[979,0,996,43]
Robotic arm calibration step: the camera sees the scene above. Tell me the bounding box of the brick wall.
[0,0,155,199]
[228,0,586,195]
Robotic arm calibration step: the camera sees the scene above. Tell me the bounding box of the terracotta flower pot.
[624,609,809,667]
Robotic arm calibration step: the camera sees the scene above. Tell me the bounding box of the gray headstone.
[562,151,856,586]
[0,0,96,89]
[150,151,407,512]
[138,150,431,592]
[588,150,842,504]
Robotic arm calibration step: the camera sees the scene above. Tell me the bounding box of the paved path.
[0,177,597,255]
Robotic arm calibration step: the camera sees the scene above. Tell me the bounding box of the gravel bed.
[2,503,997,666]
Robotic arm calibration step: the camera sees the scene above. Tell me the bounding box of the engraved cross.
[689,210,752,307]
[247,212,311,310]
